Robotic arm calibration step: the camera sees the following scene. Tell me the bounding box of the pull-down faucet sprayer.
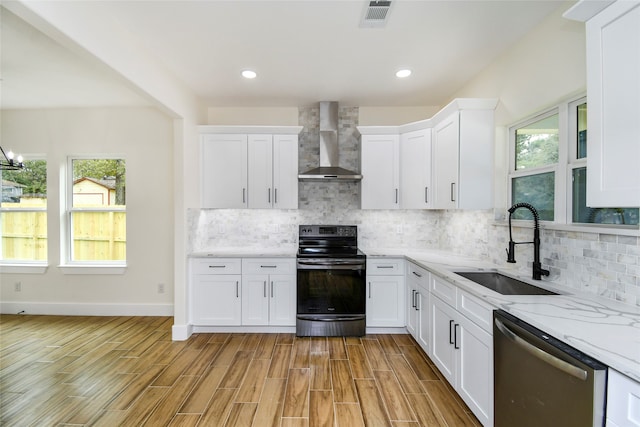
[507,202,550,280]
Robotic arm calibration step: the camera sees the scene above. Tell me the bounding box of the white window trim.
[506,93,639,235]
[0,155,48,266]
[61,155,127,269]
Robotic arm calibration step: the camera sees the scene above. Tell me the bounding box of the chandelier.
[1,145,24,170]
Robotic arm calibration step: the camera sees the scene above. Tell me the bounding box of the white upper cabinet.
[361,134,400,209]
[432,107,495,210]
[400,129,432,209]
[202,134,248,208]
[565,0,640,207]
[358,98,496,211]
[200,126,302,209]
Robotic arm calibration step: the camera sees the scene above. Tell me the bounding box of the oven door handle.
[297,315,366,322]
[297,261,365,270]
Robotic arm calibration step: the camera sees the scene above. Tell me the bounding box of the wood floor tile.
[282,368,310,417]
[335,403,365,427]
[0,316,481,427]
[355,378,391,427]
[309,389,334,427]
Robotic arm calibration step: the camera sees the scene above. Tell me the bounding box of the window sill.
[58,264,127,275]
[0,263,49,274]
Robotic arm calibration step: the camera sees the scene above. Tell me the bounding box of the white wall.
[1,107,175,315]
[207,107,298,126]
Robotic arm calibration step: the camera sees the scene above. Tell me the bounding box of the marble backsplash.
[190,103,639,307]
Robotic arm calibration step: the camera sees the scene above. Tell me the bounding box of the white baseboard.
[0,301,174,317]
[172,323,193,341]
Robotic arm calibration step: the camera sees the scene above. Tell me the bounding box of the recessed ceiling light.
[242,70,257,79]
[396,69,411,78]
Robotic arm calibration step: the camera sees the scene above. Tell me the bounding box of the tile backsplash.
[191,106,639,307]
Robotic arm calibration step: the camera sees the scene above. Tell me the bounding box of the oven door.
[296,259,366,336]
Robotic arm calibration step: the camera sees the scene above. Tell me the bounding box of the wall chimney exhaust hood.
[298,101,362,181]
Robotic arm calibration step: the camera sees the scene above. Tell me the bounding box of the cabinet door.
[241,275,270,325]
[586,1,640,207]
[457,314,493,427]
[400,129,432,209]
[367,275,405,327]
[269,274,296,326]
[247,134,273,209]
[416,289,430,353]
[430,295,457,385]
[192,275,241,325]
[406,284,419,337]
[202,134,248,208]
[272,135,299,209]
[432,112,459,209]
[361,135,400,209]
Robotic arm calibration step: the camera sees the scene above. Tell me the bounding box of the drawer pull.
[412,271,422,277]
[376,265,394,269]
[208,265,226,269]
[261,265,277,268]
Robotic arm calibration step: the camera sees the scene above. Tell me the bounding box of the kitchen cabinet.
[565,0,640,207]
[191,258,242,325]
[400,129,432,209]
[361,134,400,209]
[431,107,495,210]
[200,126,301,209]
[429,275,493,427]
[606,368,640,427]
[366,258,405,327]
[241,258,296,326]
[201,134,247,208]
[360,130,432,210]
[406,261,430,352]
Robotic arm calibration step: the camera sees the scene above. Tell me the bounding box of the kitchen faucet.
[506,202,550,280]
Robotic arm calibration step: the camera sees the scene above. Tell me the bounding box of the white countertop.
[367,248,640,383]
[190,248,296,258]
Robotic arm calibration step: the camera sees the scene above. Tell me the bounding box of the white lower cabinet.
[430,275,493,427]
[607,368,640,427]
[366,258,405,327]
[241,259,296,326]
[406,261,430,353]
[190,257,295,328]
[191,258,242,325]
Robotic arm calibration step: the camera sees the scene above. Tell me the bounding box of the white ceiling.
[1,0,567,110]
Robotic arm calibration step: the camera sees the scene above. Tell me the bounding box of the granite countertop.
[367,248,640,383]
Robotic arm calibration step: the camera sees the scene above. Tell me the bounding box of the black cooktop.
[298,225,365,259]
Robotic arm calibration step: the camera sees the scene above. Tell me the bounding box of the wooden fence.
[1,210,126,261]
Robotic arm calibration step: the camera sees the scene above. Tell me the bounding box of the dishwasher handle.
[494,317,588,381]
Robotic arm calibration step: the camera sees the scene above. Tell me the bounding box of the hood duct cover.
[298,101,362,181]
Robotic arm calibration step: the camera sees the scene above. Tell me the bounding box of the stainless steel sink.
[453,271,558,295]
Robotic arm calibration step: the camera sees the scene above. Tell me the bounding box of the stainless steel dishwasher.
[493,310,607,427]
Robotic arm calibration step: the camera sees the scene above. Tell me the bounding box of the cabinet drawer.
[607,368,640,427]
[431,275,457,307]
[192,258,242,275]
[368,258,405,275]
[407,262,430,288]
[457,289,493,333]
[242,258,296,275]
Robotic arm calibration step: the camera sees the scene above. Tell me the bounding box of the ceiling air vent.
[360,1,392,28]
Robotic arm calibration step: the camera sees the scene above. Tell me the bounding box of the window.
[0,158,47,262]
[67,157,126,263]
[510,111,559,221]
[509,96,638,228]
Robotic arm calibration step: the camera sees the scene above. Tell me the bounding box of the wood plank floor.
[0,315,481,426]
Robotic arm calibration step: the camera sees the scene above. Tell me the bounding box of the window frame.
[0,154,48,269]
[62,155,127,269]
[508,94,639,234]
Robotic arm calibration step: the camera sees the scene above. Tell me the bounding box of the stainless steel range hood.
[298,101,362,181]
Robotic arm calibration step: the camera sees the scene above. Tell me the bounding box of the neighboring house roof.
[2,179,26,188]
[73,177,116,190]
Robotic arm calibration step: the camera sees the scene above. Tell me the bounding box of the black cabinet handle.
[411,290,416,308]
[449,319,455,344]
[454,323,460,349]
[450,183,456,202]
[412,271,422,278]
[415,292,420,311]
[425,186,428,203]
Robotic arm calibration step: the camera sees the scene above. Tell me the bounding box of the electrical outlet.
[14,282,22,292]
[157,283,165,294]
